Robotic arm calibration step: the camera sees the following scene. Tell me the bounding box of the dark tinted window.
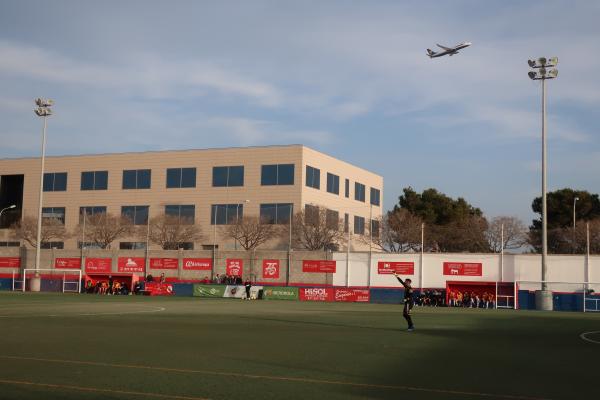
[306,166,320,189]
[119,242,146,250]
[345,179,350,198]
[42,207,65,224]
[278,164,294,185]
[213,166,244,187]
[370,188,381,206]
[79,206,107,222]
[43,172,67,191]
[228,166,244,186]
[327,173,339,195]
[371,219,380,238]
[354,216,365,235]
[261,165,278,185]
[81,171,108,190]
[355,182,366,202]
[137,169,151,189]
[344,213,349,233]
[260,203,292,224]
[305,204,319,225]
[41,241,64,249]
[81,172,94,190]
[211,204,243,225]
[123,169,151,189]
[122,170,137,189]
[165,205,195,224]
[121,205,149,225]
[166,168,180,188]
[326,209,339,229]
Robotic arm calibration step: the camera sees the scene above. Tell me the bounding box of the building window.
[355,182,366,202]
[344,213,349,233]
[43,172,67,192]
[211,204,240,225]
[261,164,294,185]
[165,205,195,224]
[42,207,65,225]
[178,242,194,250]
[81,171,108,190]
[166,168,196,188]
[327,173,339,195]
[371,219,380,238]
[40,241,64,249]
[260,203,293,224]
[305,166,320,189]
[326,209,339,229]
[119,242,147,250]
[345,179,350,198]
[211,204,243,225]
[354,216,365,235]
[122,169,151,189]
[370,188,381,206]
[0,241,20,247]
[79,206,107,222]
[121,206,149,225]
[305,204,319,225]
[212,166,244,187]
[78,241,104,250]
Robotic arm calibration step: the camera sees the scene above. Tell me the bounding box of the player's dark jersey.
[396,276,414,304]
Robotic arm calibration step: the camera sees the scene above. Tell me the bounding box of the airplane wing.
[436,44,453,51]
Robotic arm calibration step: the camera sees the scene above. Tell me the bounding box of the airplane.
[426,42,472,58]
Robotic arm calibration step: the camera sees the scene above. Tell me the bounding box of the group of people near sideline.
[84,277,130,295]
[447,290,496,308]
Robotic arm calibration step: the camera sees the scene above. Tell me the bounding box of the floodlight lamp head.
[547,69,558,78]
[528,60,537,68]
[528,71,538,80]
[35,98,54,108]
[575,197,580,201]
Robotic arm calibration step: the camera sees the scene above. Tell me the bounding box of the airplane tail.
[426,49,435,57]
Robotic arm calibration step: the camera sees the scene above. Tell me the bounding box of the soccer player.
[394,272,415,331]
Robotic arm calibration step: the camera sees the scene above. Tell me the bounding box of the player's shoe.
[407,327,415,332]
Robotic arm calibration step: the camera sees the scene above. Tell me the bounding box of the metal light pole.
[0,205,16,221]
[33,98,53,290]
[287,204,293,286]
[234,200,250,251]
[212,205,218,279]
[145,207,151,277]
[420,222,424,291]
[528,57,557,309]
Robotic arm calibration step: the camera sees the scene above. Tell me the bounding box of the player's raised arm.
[393,272,406,287]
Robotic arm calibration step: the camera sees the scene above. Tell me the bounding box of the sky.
[0,0,599,225]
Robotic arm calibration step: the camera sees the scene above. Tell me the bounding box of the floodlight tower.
[528,57,557,310]
[33,98,53,291]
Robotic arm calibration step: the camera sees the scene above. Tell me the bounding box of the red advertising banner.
[150,258,179,270]
[334,288,370,302]
[226,259,243,276]
[302,260,336,273]
[377,261,414,275]
[299,287,334,302]
[117,257,145,273]
[0,257,21,268]
[54,258,81,269]
[182,258,212,270]
[262,259,280,279]
[144,282,174,296]
[443,262,483,276]
[85,258,112,273]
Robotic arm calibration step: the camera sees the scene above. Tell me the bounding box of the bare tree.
[76,213,134,249]
[486,216,529,252]
[222,215,281,250]
[292,208,344,251]
[146,214,203,250]
[374,209,424,252]
[11,215,70,248]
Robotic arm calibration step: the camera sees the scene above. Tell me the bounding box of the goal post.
[20,269,83,293]
[515,280,600,312]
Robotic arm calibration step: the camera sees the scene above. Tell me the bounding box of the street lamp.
[0,205,16,222]
[528,57,557,308]
[33,98,53,286]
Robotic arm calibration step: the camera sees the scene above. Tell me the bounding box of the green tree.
[392,187,488,253]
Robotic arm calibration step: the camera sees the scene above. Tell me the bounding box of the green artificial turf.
[0,292,598,400]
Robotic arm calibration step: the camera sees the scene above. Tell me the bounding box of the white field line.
[580,331,600,344]
[0,306,166,318]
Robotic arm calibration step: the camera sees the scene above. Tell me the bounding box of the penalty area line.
[0,378,211,400]
[580,331,600,344]
[0,306,166,318]
[0,355,551,400]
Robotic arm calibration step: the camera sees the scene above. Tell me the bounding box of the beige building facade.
[0,145,382,251]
